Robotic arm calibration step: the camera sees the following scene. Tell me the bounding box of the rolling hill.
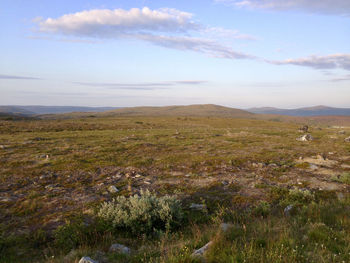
[248,106,350,116]
[100,104,255,118]
[0,105,118,115]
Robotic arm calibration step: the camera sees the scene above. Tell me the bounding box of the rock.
[108,185,119,193]
[298,125,309,133]
[252,162,265,168]
[192,241,213,258]
[338,130,346,134]
[109,243,131,255]
[220,223,234,232]
[221,180,229,186]
[284,205,293,216]
[189,203,207,210]
[79,256,99,263]
[171,171,184,176]
[309,164,319,170]
[297,134,313,142]
[345,136,350,142]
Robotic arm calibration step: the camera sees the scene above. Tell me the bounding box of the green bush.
[98,190,183,235]
[253,201,271,217]
[280,188,314,208]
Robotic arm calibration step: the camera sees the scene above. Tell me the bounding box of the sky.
[0,0,349,108]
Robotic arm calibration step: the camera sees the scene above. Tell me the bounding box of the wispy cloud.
[268,54,350,71]
[33,7,256,60]
[0,74,42,80]
[216,0,350,16]
[330,74,350,82]
[74,80,207,90]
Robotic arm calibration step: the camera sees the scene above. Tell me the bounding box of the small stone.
[189,203,206,210]
[298,125,309,133]
[109,243,131,255]
[79,256,99,263]
[345,136,350,142]
[284,205,293,216]
[108,185,119,193]
[221,180,229,186]
[192,241,213,257]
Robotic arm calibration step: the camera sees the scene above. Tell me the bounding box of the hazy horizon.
[1,0,350,108]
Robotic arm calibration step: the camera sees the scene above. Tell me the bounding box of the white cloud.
[38,7,199,35]
[137,34,255,59]
[269,54,350,70]
[34,7,256,60]
[216,0,350,16]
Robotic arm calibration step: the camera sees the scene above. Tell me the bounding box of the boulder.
[79,257,98,263]
[109,243,131,255]
[296,134,313,142]
[345,136,350,142]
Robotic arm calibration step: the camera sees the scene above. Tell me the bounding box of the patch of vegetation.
[98,190,183,235]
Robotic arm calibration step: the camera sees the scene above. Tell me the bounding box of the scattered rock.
[345,136,350,142]
[108,185,119,193]
[189,203,206,210]
[252,162,265,168]
[338,130,346,134]
[284,205,294,216]
[192,241,213,258]
[109,243,131,255]
[298,125,308,133]
[296,134,313,142]
[79,256,98,263]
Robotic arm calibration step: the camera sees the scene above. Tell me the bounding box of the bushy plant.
[280,188,314,208]
[98,190,183,235]
[253,201,271,217]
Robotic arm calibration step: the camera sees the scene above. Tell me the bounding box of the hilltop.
[101,104,254,117]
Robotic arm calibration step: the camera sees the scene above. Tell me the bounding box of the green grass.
[0,115,350,262]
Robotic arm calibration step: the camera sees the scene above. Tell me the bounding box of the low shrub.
[98,190,183,235]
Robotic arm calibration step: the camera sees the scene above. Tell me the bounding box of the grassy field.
[0,113,349,262]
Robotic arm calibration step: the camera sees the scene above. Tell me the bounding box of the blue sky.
[0,0,349,108]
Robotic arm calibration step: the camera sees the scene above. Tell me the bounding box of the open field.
[1,113,350,262]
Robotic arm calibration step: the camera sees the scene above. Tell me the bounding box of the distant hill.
[100,104,254,118]
[0,106,119,115]
[0,106,35,116]
[247,106,350,116]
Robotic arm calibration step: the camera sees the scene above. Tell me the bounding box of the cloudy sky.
[0,0,349,108]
